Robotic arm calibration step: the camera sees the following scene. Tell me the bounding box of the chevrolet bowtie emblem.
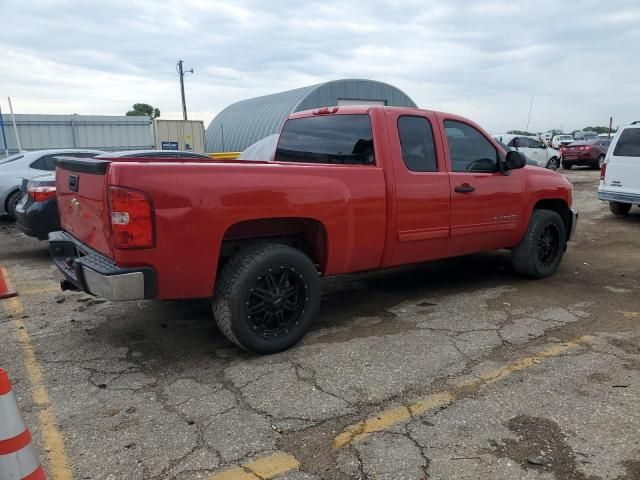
[70,198,80,209]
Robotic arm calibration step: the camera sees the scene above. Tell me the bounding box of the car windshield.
[0,153,24,165]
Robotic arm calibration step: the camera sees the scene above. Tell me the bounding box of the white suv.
[598,122,640,215]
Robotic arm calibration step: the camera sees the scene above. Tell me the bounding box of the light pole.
[176,60,194,120]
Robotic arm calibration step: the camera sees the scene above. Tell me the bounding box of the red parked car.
[561,139,611,169]
[49,106,577,353]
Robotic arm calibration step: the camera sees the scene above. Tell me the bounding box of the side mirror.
[505,151,526,170]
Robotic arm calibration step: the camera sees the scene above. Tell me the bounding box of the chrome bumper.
[49,231,155,301]
[82,267,146,301]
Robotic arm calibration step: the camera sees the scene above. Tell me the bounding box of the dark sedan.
[561,139,610,169]
[15,174,59,240]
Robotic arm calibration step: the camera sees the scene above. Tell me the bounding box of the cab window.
[444,120,499,172]
[397,116,437,172]
[275,115,374,165]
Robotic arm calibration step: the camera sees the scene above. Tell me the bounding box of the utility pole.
[0,106,9,157]
[7,97,22,152]
[176,60,194,120]
[608,116,613,138]
[525,95,535,133]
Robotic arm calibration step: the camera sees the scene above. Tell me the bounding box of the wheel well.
[219,217,327,272]
[534,199,571,238]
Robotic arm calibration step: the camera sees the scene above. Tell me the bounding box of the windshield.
[0,153,24,165]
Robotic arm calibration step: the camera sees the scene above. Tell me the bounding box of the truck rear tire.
[609,201,631,216]
[212,243,320,353]
[512,209,567,279]
[562,161,572,170]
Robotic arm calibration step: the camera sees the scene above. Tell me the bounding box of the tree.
[507,129,536,136]
[126,103,160,119]
[582,126,616,134]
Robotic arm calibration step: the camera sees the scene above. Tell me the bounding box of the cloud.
[0,0,638,132]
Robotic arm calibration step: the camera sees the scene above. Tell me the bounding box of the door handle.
[455,184,475,193]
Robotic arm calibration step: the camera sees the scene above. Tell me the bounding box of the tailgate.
[56,158,113,257]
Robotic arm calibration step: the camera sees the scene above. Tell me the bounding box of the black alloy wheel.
[246,266,309,339]
[213,243,321,353]
[537,224,560,268]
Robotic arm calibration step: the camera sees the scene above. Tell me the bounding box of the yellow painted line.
[209,451,300,480]
[1,267,73,480]
[19,285,62,296]
[619,311,640,319]
[209,467,258,480]
[334,335,593,448]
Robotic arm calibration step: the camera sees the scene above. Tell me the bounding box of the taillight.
[108,186,154,249]
[27,185,56,202]
[600,162,607,181]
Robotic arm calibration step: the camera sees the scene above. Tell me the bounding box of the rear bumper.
[48,231,156,301]
[16,198,60,241]
[561,154,596,165]
[597,190,640,205]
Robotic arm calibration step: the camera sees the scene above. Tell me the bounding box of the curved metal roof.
[205,79,417,152]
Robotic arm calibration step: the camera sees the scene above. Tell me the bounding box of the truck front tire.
[512,209,567,278]
[212,243,320,353]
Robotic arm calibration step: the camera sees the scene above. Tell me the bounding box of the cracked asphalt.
[1,168,639,480]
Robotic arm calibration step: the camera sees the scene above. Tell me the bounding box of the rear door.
[56,158,113,256]
[605,127,640,197]
[385,110,450,265]
[439,116,524,255]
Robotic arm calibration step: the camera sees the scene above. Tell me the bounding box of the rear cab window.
[613,128,640,157]
[275,115,375,165]
[397,116,438,172]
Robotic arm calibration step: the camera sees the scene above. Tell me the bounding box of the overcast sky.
[1,0,638,133]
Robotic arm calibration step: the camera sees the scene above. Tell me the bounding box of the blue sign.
[161,141,179,150]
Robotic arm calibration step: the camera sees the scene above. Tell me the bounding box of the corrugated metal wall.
[0,114,154,154]
[205,79,417,153]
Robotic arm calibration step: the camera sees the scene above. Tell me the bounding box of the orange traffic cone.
[0,369,46,479]
[0,268,17,300]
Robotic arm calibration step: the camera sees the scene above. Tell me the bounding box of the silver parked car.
[0,149,103,218]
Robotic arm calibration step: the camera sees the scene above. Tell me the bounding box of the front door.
[439,117,525,255]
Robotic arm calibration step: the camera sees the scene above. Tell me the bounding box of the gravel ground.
[1,168,639,480]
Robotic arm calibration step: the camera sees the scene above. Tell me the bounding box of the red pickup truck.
[50,106,577,353]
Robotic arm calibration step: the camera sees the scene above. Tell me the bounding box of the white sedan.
[552,134,574,149]
[0,149,103,218]
[493,134,561,170]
